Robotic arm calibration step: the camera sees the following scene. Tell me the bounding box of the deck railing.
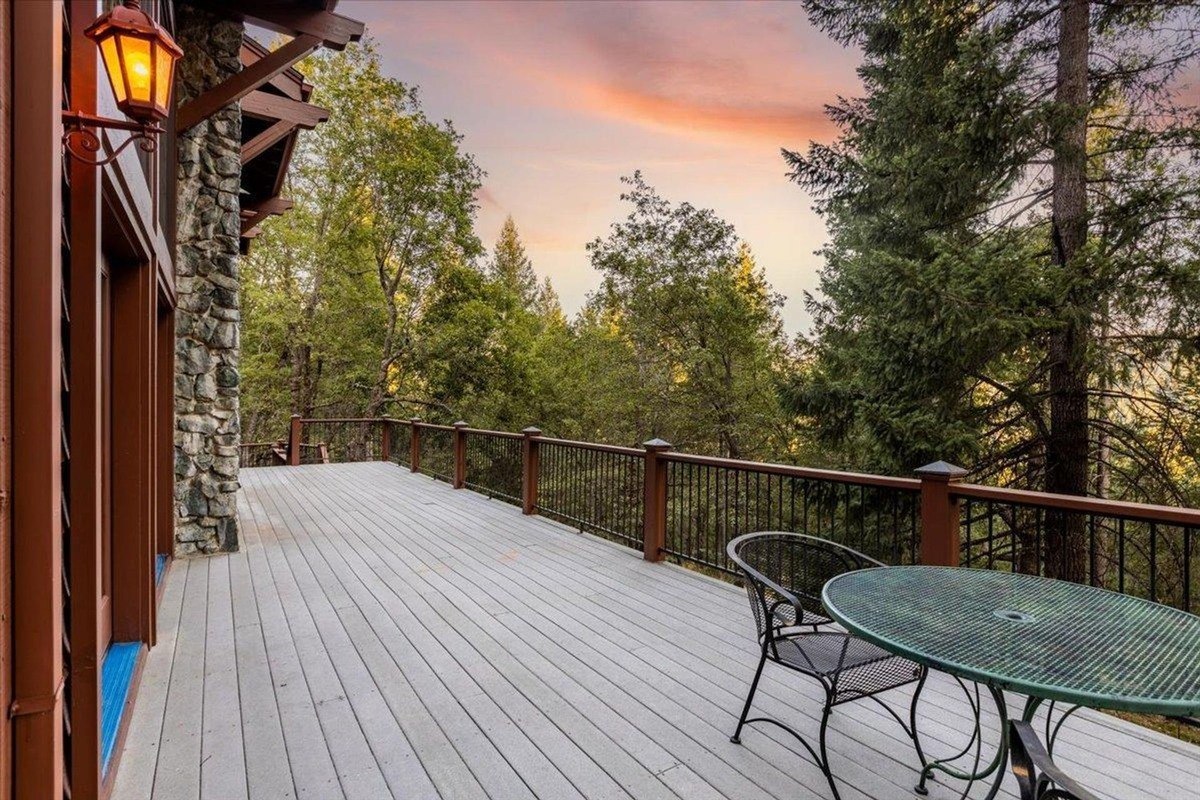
[535,435,646,549]
[237,441,286,468]
[955,484,1199,613]
[277,415,1200,612]
[662,452,921,578]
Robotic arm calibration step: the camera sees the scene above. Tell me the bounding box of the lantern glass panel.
[99,36,127,104]
[117,33,154,104]
[154,41,173,112]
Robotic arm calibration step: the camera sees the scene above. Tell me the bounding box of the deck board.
[112,462,1200,800]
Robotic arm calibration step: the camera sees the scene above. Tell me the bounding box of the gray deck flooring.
[112,462,1200,800]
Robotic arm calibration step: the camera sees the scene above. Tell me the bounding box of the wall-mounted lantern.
[62,0,183,166]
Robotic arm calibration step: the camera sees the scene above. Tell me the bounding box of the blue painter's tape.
[101,641,141,775]
[155,553,168,585]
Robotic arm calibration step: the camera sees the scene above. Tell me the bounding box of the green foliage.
[786,1,1200,506]
[583,174,795,457]
[241,40,482,436]
[242,49,799,459]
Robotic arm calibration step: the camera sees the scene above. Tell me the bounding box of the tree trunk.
[369,301,399,417]
[1045,0,1090,582]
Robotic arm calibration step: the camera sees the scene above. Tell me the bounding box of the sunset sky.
[340,0,861,334]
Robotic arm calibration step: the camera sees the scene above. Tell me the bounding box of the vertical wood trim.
[109,256,155,644]
[155,303,174,565]
[66,1,103,794]
[11,1,66,796]
[0,2,14,797]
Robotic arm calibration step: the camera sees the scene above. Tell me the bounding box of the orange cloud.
[576,82,838,144]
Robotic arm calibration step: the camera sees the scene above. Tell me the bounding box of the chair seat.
[772,631,922,703]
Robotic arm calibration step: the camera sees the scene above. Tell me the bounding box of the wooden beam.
[241,41,302,100]
[66,2,104,795]
[241,90,329,129]
[209,3,365,50]
[241,118,298,165]
[177,34,320,134]
[239,197,294,234]
[0,4,12,794]
[245,196,295,216]
[11,1,65,795]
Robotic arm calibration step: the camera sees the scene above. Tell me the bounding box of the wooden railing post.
[453,421,469,489]
[409,418,421,472]
[522,427,542,515]
[288,414,302,466]
[379,419,391,462]
[642,438,672,562]
[916,461,969,566]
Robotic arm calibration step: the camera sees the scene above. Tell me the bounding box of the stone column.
[172,5,244,554]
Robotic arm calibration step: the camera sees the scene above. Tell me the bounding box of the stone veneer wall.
[173,5,244,555]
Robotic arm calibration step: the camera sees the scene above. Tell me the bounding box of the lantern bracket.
[61,110,163,167]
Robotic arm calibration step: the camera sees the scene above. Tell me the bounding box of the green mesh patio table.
[822,566,1200,799]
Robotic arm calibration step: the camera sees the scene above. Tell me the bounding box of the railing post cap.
[290,413,301,419]
[452,420,469,428]
[522,426,542,436]
[643,438,672,451]
[914,461,969,481]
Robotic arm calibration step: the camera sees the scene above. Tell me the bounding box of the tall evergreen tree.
[489,216,539,307]
[788,1,1200,577]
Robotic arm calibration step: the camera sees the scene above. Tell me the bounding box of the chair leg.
[730,643,768,744]
[818,696,844,800]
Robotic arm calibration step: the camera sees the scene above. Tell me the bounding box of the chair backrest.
[727,531,883,638]
[1009,721,1100,800]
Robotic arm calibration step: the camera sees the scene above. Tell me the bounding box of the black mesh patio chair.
[727,531,927,800]
[1009,721,1100,800]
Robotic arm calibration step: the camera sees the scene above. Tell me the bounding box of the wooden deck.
[112,462,1200,800]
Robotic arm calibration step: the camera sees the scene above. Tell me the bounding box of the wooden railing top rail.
[414,423,457,433]
[952,482,1200,527]
[462,427,524,440]
[661,452,922,491]
[530,435,644,457]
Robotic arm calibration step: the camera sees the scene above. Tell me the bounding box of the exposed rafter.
[207,2,365,50]
[240,197,294,235]
[177,34,321,134]
[242,90,329,129]
[241,40,306,100]
[212,2,361,253]
[242,119,298,165]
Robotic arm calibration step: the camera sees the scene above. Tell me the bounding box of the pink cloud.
[474,185,502,212]
[349,0,854,147]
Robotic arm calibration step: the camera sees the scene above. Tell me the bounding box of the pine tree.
[489,216,538,307]
[787,1,1200,577]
